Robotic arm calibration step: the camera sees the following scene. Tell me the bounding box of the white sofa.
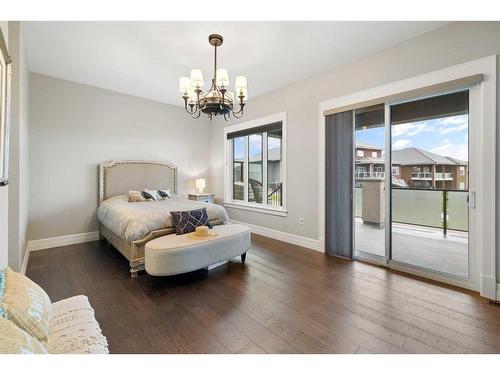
[47,295,109,354]
[0,266,108,354]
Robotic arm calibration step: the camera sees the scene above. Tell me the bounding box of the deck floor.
[27,234,500,354]
[355,218,468,277]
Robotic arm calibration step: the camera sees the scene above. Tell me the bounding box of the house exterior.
[355,143,468,190]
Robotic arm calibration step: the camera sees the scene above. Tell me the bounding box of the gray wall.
[29,73,211,240]
[0,21,8,269]
[8,21,30,271]
[210,22,500,278]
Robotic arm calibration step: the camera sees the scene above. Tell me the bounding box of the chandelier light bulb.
[190,69,204,88]
[179,77,191,94]
[216,68,230,87]
[235,76,247,91]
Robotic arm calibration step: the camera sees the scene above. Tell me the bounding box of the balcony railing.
[411,172,453,180]
[355,171,385,179]
[435,172,453,180]
[411,172,432,180]
[355,187,468,233]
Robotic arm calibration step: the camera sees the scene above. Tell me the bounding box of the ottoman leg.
[241,252,247,263]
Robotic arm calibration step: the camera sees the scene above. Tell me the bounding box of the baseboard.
[230,220,321,252]
[27,231,100,252]
[480,274,497,300]
[496,284,500,301]
[20,245,30,275]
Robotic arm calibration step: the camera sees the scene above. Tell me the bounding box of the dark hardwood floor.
[27,234,500,354]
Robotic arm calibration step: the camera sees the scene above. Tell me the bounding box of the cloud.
[392,122,429,137]
[437,115,468,135]
[430,139,468,161]
[440,123,468,135]
[438,116,466,125]
[393,139,411,150]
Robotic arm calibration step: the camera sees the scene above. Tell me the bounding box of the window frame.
[224,112,287,216]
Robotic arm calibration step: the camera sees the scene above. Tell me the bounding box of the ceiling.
[23,21,449,106]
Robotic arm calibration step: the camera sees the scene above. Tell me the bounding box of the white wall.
[0,21,8,269]
[29,73,212,240]
[8,21,30,271]
[211,22,500,279]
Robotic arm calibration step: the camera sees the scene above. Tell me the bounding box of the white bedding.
[97,195,229,243]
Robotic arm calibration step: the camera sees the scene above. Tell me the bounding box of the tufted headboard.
[99,160,177,203]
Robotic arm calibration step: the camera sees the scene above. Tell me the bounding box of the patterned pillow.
[0,318,48,354]
[0,267,52,341]
[170,208,212,235]
[128,190,146,202]
[157,189,171,200]
[141,189,158,201]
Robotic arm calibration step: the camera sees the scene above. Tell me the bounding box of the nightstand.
[188,193,215,204]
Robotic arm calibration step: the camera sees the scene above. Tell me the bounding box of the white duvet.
[97,195,229,243]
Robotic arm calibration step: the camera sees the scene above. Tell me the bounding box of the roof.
[392,147,467,166]
[356,142,382,151]
[249,147,281,163]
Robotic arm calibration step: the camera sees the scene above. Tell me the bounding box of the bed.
[97,160,228,277]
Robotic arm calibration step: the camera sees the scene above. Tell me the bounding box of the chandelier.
[179,34,247,120]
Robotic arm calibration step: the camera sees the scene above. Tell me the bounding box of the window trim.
[224,112,287,216]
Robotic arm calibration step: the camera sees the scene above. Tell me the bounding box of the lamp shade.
[235,76,247,90]
[216,68,230,87]
[195,178,206,193]
[190,69,204,88]
[179,77,191,93]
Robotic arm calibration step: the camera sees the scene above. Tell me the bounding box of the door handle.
[468,191,476,208]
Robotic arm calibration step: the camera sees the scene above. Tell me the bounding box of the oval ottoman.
[144,223,250,276]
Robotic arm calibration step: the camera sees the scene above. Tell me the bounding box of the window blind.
[226,121,282,140]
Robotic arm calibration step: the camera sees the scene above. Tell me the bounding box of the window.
[460,166,465,176]
[459,182,465,190]
[392,166,400,175]
[357,150,364,157]
[224,113,286,216]
[371,151,377,158]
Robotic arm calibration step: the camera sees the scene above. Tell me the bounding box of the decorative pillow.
[157,189,171,200]
[128,190,146,202]
[0,267,52,341]
[170,208,212,235]
[0,318,48,354]
[141,189,158,201]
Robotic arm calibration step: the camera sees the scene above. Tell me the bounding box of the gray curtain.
[325,111,354,259]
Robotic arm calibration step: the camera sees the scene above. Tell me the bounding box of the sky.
[235,134,281,161]
[356,114,469,161]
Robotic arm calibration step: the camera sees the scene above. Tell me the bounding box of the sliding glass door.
[389,91,470,278]
[350,88,477,288]
[353,104,386,260]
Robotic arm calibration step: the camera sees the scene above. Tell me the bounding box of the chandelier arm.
[191,108,202,119]
[231,108,244,119]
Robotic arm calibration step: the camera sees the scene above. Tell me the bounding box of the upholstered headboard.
[99,160,177,203]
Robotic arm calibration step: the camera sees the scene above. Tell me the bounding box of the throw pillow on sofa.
[0,318,48,354]
[0,267,52,341]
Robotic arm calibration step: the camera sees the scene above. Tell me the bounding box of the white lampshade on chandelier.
[179,34,248,120]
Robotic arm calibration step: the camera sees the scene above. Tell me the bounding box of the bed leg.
[241,252,247,263]
[129,262,144,278]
